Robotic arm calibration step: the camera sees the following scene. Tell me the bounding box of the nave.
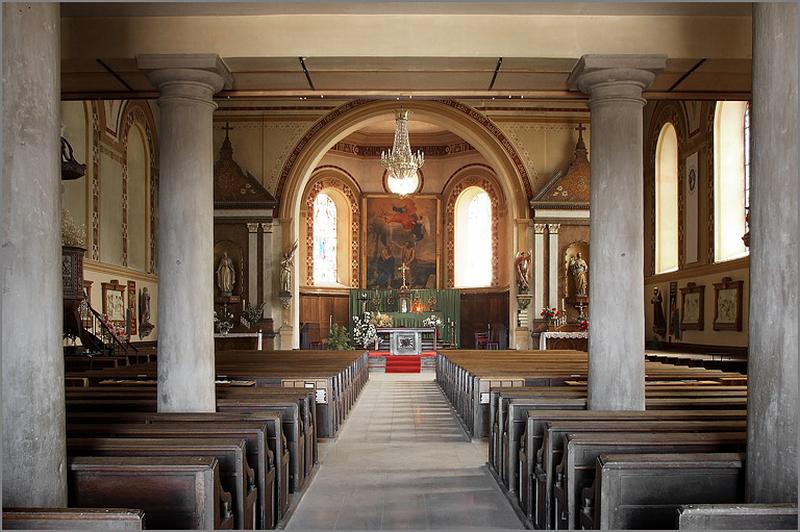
[287,373,524,530]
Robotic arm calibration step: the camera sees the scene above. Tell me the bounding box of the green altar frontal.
[349,289,460,346]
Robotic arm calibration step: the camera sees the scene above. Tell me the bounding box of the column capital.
[534,223,548,234]
[260,222,273,233]
[247,222,260,234]
[547,223,561,234]
[137,54,232,104]
[568,54,666,104]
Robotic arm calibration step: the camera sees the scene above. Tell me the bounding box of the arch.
[443,164,504,287]
[655,122,679,274]
[277,99,532,221]
[119,100,159,273]
[713,100,749,262]
[301,166,362,287]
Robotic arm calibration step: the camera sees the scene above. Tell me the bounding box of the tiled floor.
[285,372,524,530]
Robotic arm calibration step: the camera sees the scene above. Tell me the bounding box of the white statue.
[569,252,589,297]
[280,241,298,294]
[514,250,531,293]
[216,252,236,296]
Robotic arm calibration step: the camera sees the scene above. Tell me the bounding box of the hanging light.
[381,109,424,196]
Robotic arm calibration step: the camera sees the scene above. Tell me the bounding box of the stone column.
[534,224,546,312]
[137,54,232,412]
[746,3,798,504]
[568,55,666,410]
[547,224,561,310]
[261,222,273,321]
[247,222,259,306]
[1,3,66,507]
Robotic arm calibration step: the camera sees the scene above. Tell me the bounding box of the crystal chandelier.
[381,110,424,196]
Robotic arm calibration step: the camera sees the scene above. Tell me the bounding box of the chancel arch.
[279,100,532,348]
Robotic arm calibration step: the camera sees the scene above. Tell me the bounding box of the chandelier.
[381,110,424,196]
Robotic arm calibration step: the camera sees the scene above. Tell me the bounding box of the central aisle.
[286,372,524,530]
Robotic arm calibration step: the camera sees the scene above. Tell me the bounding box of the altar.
[375,327,437,356]
[349,288,460,347]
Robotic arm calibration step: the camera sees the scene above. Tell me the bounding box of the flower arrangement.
[422,315,443,328]
[214,305,234,334]
[540,307,560,320]
[242,302,266,328]
[369,311,393,328]
[325,323,352,350]
[352,312,378,348]
[577,318,589,331]
[62,209,86,248]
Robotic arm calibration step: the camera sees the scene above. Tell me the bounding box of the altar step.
[368,352,436,373]
[385,355,421,373]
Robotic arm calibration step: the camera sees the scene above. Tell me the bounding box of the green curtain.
[349,289,460,346]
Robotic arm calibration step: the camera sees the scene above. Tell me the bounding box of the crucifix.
[397,262,410,290]
[575,122,586,135]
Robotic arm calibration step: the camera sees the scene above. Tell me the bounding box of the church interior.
[2,2,798,530]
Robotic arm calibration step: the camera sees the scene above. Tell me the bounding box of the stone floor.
[285,372,524,530]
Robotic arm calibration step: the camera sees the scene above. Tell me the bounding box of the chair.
[474,331,489,349]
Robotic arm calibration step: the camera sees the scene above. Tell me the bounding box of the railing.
[68,300,138,358]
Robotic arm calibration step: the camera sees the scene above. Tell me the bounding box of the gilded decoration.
[445,170,501,288]
[274,99,534,210]
[531,124,590,206]
[303,169,361,288]
[213,124,277,209]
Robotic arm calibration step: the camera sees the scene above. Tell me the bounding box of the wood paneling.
[460,291,509,348]
[299,291,350,346]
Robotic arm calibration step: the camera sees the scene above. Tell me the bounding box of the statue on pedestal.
[514,250,531,293]
[280,241,298,295]
[651,287,667,337]
[216,252,236,297]
[569,252,589,297]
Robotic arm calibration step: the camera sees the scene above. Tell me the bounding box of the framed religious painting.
[680,282,705,330]
[362,194,440,290]
[713,277,744,331]
[101,279,127,328]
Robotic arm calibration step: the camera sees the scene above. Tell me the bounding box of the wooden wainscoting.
[299,290,350,348]
[460,290,510,349]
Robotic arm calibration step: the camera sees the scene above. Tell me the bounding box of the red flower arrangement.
[540,307,560,319]
[577,318,589,331]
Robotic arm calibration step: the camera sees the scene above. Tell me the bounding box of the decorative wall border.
[118,101,159,273]
[645,101,689,276]
[90,101,102,261]
[274,98,534,209]
[444,167,503,288]
[302,167,361,288]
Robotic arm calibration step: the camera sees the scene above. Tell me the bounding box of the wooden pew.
[517,409,749,526]
[553,432,747,530]
[67,437,258,530]
[64,410,290,525]
[584,453,745,530]
[65,422,275,529]
[536,420,747,530]
[2,508,145,530]
[68,456,234,529]
[677,503,799,530]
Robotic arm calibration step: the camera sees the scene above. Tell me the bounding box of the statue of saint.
[569,252,589,297]
[280,241,298,294]
[216,252,236,296]
[138,287,154,339]
[651,287,667,337]
[514,250,531,293]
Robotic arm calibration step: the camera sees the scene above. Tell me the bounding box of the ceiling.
[59,2,753,100]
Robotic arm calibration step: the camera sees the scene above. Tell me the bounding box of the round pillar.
[138,55,231,412]
[1,2,67,506]
[568,55,666,410]
[746,3,798,503]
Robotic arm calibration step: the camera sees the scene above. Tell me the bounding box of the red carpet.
[368,351,436,358]
[385,355,421,373]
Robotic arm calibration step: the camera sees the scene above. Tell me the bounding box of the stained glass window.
[313,192,337,284]
[455,186,492,287]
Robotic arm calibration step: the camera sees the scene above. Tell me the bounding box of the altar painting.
[364,195,439,289]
